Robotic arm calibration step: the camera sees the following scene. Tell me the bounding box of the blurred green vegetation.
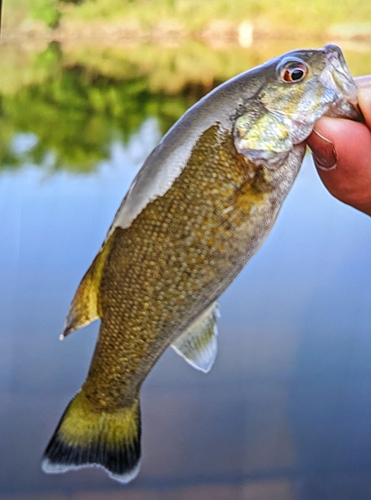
[61,41,266,94]
[60,0,371,35]
[0,40,276,173]
[2,0,371,175]
[0,43,200,172]
[5,0,371,36]
[4,0,60,30]
[31,0,61,28]
[1,39,371,174]
[2,74,194,172]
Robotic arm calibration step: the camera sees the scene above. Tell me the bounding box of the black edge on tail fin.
[42,393,141,484]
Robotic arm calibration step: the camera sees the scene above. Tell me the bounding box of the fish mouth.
[320,44,362,120]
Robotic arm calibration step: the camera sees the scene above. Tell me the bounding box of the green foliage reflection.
[0,45,199,173]
[2,40,371,175]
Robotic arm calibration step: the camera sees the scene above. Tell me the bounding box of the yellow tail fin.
[42,390,141,484]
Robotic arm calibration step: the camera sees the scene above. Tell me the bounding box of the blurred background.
[1,1,371,499]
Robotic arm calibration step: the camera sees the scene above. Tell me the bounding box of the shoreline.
[2,19,371,48]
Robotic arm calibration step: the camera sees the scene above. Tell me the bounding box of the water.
[1,40,371,500]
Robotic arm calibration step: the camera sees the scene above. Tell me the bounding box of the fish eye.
[278,60,308,83]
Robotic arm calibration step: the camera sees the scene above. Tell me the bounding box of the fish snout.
[321,44,361,120]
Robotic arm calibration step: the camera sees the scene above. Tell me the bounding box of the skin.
[307,76,371,216]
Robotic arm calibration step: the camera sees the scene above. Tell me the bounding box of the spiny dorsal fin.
[61,234,115,339]
[172,302,220,373]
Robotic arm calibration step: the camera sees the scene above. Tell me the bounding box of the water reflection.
[1,41,371,500]
[2,39,371,174]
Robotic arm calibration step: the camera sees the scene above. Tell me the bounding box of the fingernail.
[307,130,337,171]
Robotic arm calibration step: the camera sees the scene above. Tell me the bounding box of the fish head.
[234,44,360,168]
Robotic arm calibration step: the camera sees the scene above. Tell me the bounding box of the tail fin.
[42,390,141,484]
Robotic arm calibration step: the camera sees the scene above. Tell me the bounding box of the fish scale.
[83,125,296,409]
[42,45,360,484]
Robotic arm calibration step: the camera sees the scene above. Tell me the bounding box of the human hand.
[307,76,371,216]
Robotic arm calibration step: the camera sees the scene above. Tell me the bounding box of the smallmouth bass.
[42,45,360,483]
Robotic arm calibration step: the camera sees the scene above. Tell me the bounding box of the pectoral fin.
[172,302,220,373]
[61,235,115,339]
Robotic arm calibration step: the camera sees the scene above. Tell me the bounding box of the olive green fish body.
[42,45,360,483]
[84,125,304,410]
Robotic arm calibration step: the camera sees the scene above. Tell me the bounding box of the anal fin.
[172,302,220,373]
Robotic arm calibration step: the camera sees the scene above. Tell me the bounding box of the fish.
[42,44,360,484]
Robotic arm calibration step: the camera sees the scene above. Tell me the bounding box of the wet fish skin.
[42,45,359,484]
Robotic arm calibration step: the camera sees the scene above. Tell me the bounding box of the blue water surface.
[1,101,371,500]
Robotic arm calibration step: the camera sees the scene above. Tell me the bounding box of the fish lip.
[320,44,361,120]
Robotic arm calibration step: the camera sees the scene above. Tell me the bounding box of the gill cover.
[233,56,312,168]
[234,100,293,168]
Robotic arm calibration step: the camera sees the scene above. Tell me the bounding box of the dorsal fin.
[172,302,220,373]
[61,234,115,339]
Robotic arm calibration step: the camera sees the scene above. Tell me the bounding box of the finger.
[356,79,371,130]
[307,117,371,215]
[355,75,371,88]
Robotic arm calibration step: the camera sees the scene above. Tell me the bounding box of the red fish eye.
[281,62,308,83]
